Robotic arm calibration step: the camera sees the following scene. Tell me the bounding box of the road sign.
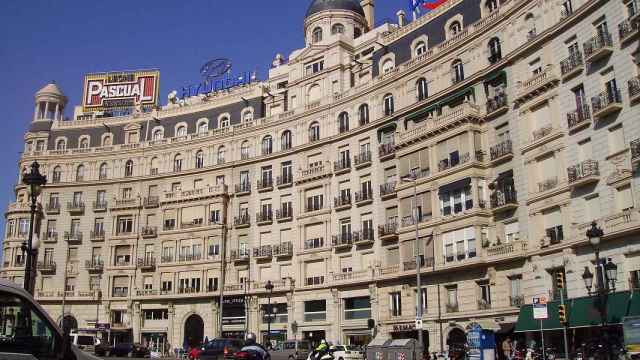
[533,296,548,320]
[415,319,423,330]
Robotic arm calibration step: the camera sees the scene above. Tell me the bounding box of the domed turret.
[34,82,67,121]
[305,0,365,18]
[304,0,373,45]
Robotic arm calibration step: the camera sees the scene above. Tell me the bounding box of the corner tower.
[33,82,67,122]
[304,0,370,46]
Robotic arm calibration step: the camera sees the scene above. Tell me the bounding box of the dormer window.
[126,132,138,144]
[103,135,112,146]
[449,21,462,36]
[331,23,345,35]
[153,129,163,140]
[219,116,230,128]
[415,41,427,57]
[56,139,66,150]
[382,59,395,74]
[242,110,253,123]
[197,121,208,135]
[486,0,499,13]
[176,126,187,137]
[312,27,323,43]
[79,138,89,149]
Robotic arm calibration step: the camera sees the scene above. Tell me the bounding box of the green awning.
[377,123,397,142]
[515,300,565,332]
[484,70,507,85]
[405,88,474,124]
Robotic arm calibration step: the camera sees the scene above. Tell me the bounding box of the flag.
[410,0,449,16]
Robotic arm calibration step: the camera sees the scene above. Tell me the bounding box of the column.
[55,103,60,121]
[168,303,175,351]
[211,300,220,339]
[44,102,49,120]
[133,302,141,342]
[34,103,40,120]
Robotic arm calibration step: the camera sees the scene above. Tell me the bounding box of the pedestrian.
[502,337,512,360]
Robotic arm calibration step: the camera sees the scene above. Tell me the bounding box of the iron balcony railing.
[137,257,156,269]
[37,261,56,272]
[354,229,375,242]
[583,31,613,59]
[304,237,324,250]
[334,158,351,172]
[93,201,108,211]
[141,226,157,237]
[629,76,640,99]
[256,210,273,223]
[486,93,508,114]
[90,230,105,241]
[234,215,250,226]
[619,18,639,40]
[178,254,202,262]
[332,233,353,246]
[591,87,622,114]
[273,242,293,257]
[230,249,250,261]
[257,178,273,190]
[42,231,58,242]
[253,245,272,258]
[355,190,373,203]
[532,125,553,141]
[354,151,372,166]
[567,104,591,129]
[235,183,251,194]
[510,295,525,307]
[560,52,584,76]
[489,140,512,161]
[276,174,293,186]
[64,231,83,243]
[85,260,104,271]
[632,138,640,161]
[334,194,351,207]
[567,159,599,183]
[490,189,518,208]
[276,204,293,220]
[378,222,398,237]
[378,143,395,157]
[538,177,559,192]
[45,202,60,213]
[144,196,159,208]
[380,182,396,197]
[67,201,85,213]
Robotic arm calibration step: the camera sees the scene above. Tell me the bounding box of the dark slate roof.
[29,121,53,133]
[306,0,365,18]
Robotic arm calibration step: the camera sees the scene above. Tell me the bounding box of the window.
[194,150,204,169]
[488,38,502,63]
[241,141,251,160]
[306,194,324,212]
[312,27,323,43]
[525,13,536,37]
[442,227,476,262]
[52,166,61,183]
[616,185,634,212]
[529,57,542,75]
[309,122,320,142]
[331,23,345,35]
[75,165,85,182]
[505,222,520,243]
[173,154,183,172]
[176,125,187,137]
[389,292,402,316]
[415,41,427,56]
[99,163,108,180]
[382,59,394,74]
[217,146,226,164]
[153,128,163,140]
[447,286,458,310]
[219,116,230,128]
[117,216,134,235]
[304,300,326,322]
[561,0,573,17]
[543,208,564,244]
[416,78,428,101]
[103,135,112,146]
[449,21,462,36]
[262,136,273,155]
[358,104,369,125]
[486,0,499,12]
[383,94,394,116]
[281,161,293,184]
[242,110,253,123]
[305,60,325,76]
[124,160,134,177]
[608,125,625,155]
[479,282,492,306]
[197,121,208,134]
[626,0,638,17]
[338,112,349,133]
[56,139,66,150]
[415,288,427,313]
[344,297,371,320]
[281,130,292,150]
[440,185,473,215]
[452,59,465,83]
[79,138,89,149]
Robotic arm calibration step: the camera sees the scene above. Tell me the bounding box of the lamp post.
[265,280,274,347]
[21,161,47,295]
[400,176,423,353]
[582,222,618,359]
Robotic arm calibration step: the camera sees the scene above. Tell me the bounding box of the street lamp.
[21,161,47,294]
[265,280,274,347]
[400,176,423,352]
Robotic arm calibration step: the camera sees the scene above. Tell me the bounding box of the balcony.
[89,230,105,242]
[489,140,513,164]
[490,189,518,213]
[112,289,129,298]
[485,94,508,119]
[177,253,202,263]
[559,52,584,80]
[532,125,553,142]
[567,104,592,132]
[353,229,374,246]
[354,151,372,169]
[276,206,293,222]
[235,183,251,196]
[64,231,82,245]
[334,195,351,211]
[444,250,477,264]
[510,295,525,307]
[111,198,138,210]
[478,299,492,310]
[296,164,332,184]
[304,237,325,251]
[583,32,613,63]
[273,242,293,258]
[230,249,250,263]
[629,76,640,104]
[380,182,397,200]
[591,88,623,120]
[137,257,156,271]
[141,226,157,238]
[401,214,431,228]
[276,174,293,188]
[632,139,640,167]
[354,190,373,206]
[37,261,56,274]
[45,203,60,215]
[144,196,159,208]
[256,210,273,225]
[253,245,273,260]
[567,159,599,188]
[90,201,107,212]
[334,158,351,174]
[234,215,250,228]
[257,178,274,192]
[486,240,527,261]
[399,102,481,146]
[85,260,104,273]
[438,151,482,172]
[446,303,459,313]
[537,177,559,193]
[378,143,396,161]
[162,185,228,203]
[515,65,559,103]
[332,233,353,250]
[67,201,85,214]
[42,231,58,243]
[619,18,639,45]
[378,223,398,241]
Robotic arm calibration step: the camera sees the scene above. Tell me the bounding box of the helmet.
[246,332,257,343]
[321,340,327,345]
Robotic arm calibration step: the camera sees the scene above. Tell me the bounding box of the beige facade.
[2,0,640,353]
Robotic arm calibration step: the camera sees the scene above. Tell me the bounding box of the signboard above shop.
[82,70,160,112]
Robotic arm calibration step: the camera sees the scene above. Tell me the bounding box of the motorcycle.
[306,350,335,360]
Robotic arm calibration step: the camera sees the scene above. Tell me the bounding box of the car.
[271,340,312,360]
[70,332,99,354]
[111,342,150,357]
[0,279,102,360]
[331,345,365,360]
[199,338,245,360]
[94,342,113,357]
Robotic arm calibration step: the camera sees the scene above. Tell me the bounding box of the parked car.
[70,332,99,353]
[111,342,150,357]
[272,340,312,360]
[94,342,113,357]
[199,338,245,360]
[332,345,364,360]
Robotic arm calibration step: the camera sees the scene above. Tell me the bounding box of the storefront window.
[344,297,371,320]
[304,300,326,322]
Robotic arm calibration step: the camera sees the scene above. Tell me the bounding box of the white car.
[332,345,365,360]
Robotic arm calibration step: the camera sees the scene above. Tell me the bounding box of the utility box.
[367,338,423,360]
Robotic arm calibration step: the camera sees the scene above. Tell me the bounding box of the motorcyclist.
[314,340,330,360]
[241,332,270,360]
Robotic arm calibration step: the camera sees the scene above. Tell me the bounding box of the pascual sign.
[83,70,160,111]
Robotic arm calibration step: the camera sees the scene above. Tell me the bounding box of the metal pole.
[540,320,546,359]
[413,181,423,352]
[560,289,569,360]
[267,289,272,346]
[23,191,37,294]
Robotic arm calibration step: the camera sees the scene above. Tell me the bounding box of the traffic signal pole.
[560,291,569,360]
[557,272,570,360]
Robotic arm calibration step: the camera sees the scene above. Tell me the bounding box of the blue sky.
[0,0,402,233]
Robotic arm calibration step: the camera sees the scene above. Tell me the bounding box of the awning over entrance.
[515,291,640,332]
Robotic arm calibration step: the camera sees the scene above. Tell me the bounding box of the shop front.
[303,330,326,348]
[222,296,246,340]
[389,323,429,353]
[142,332,168,355]
[261,330,287,348]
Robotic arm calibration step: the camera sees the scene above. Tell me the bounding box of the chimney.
[360,0,375,30]
[396,10,406,27]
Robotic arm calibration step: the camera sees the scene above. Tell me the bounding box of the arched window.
[242,111,253,123]
[449,21,462,36]
[486,0,499,13]
[309,122,320,142]
[76,165,85,182]
[79,138,89,149]
[281,130,292,151]
[382,59,395,74]
[173,154,183,172]
[150,157,159,175]
[331,23,345,35]
[383,94,395,116]
[56,139,66,150]
[338,112,349,133]
[452,60,465,84]
[488,38,502,63]
[103,135,112,146]
[312,27,323,43]
[354,27,362,39]
[124,160,134,177]
[240,141,251,160]
[217,146,226,164]
[176,125,187,137]
[197,121,208,135]
[52,166,62,184]
[195,150,204,169]
[525,13,536,37]
[415,41,427,57]
[99,163,108,180]
[153,128,163,140]
[262,136,273,155]
[358,104,370,125]
[219,116,230,128]
[416,78,428,101]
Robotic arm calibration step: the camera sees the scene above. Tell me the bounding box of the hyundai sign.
[83,70,160,112]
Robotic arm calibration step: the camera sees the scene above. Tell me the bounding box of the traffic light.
[556,272,565,289]
[558,304,567,323]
